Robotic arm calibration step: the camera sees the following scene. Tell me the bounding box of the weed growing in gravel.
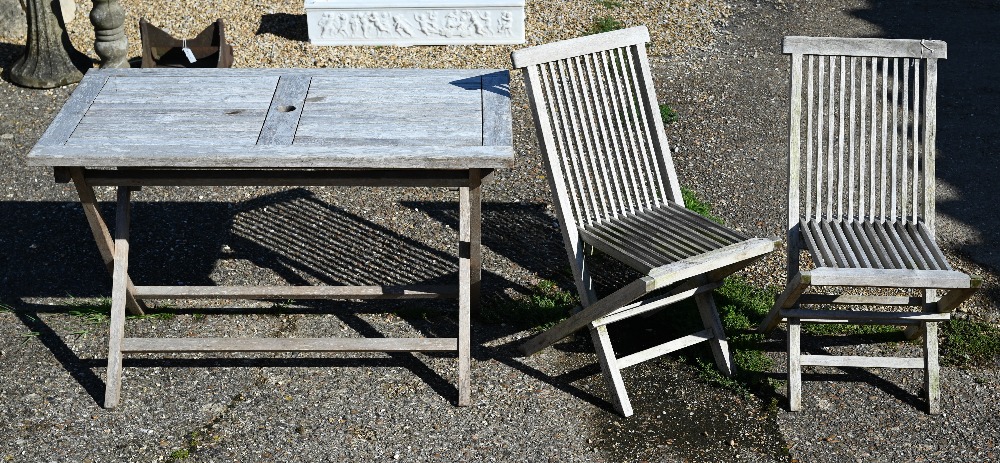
[66,297,175,328]
[681,187,722,224]
[659,103,679,125]
[940,318,1000,367]
[589,16,623,35]
[595,0,623,8]
[482,280,576,330]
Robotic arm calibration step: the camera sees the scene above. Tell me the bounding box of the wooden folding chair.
[512,26,778,417]
[758,37,981,414]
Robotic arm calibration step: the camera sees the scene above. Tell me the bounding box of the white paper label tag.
[182,47,197,63]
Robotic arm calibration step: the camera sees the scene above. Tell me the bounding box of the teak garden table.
[27,68,513,409]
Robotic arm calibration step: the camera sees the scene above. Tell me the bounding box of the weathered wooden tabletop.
[27,68,513,169]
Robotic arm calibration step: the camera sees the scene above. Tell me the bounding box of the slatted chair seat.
[512,26,777,417]
[582,202,749,272]
[800,218,949,271]
[758,36,980,415]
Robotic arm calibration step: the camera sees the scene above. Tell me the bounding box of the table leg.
[457,170,483,406]
[68,168,146,315]
[105,186,133,409]
[469,169,482,315]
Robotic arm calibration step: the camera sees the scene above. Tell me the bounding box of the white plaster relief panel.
[305,0,525,46]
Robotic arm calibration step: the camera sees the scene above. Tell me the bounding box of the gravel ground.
[1,0,998,462]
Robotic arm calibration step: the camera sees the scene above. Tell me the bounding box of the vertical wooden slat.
[848,57,857,220]
[567,56,610,221]
[880,57,890,220]
[912,60,922,222]
[788,53,804,277]
[924,321,941,414]
[888,58,903,220]
[550,61,591,225]
[817,55,825,219]
[923,58,939,234]
[837,56,847,219]
[597,50,637,214]
[826,55,836,219]
[583,53,625,216]
[805,55,815,220]
[558,59,602,224]
[524,65,596,306]
[609,48,648,209]
[858,57,868,220]
[620,46,665,208]
[901,59,911,221]
[633,42,681,206]
[603,49,642,213]
[869,57,878,221]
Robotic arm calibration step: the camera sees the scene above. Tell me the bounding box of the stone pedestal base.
[8,0,90,88]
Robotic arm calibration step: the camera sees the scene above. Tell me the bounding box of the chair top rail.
[783,36,947,59]
[511,26,650,68]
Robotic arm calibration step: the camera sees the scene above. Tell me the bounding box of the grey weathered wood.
[593,280,721,327]
[807,268,970,288]
[514,28,777,416]
[258,75,311,145]
[788,318,802,411]
[924,321,941,414]
[36,67,511,409]
[777,36,972,415]
[780,308,950,324]
[796,294,922,306]
[79,168,480,188]
[28,68,514,170]
[134,285,458,299]
[30,145,514,168]
[783,36,947,59]
[590,324,631,416]
[69,168,145,315]
[104,186,131,409]
[122,337,458,353]
[799,355,924,369]
[616,330,712,369]
[696,292,733,376]
[511,25,650,68]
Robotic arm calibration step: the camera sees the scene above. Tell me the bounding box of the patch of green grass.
[589,16,623,35]
[681,187,723,224]
[712,277,781,393]
[168,430,202,462]
[481,280,577,330]
[67,297,175,323]
[941,318,1000,367]
[659,103,678,125]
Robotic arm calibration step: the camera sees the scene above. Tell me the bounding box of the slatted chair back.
[784,37,947,275]
[513,26,683,301]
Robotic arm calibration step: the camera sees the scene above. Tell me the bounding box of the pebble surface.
[1,0,998,462]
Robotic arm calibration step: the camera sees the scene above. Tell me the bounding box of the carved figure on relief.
[498,11,512,36]
[471,11,491,36]
[318,12,336,38]
[366,12,391,37]
[392,14,415,36]
[444,10,471,37]
[349,13,363,36]
[415,13,443,36]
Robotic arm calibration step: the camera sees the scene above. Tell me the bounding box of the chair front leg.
[589,323,633,417]
[695,292,733,377]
